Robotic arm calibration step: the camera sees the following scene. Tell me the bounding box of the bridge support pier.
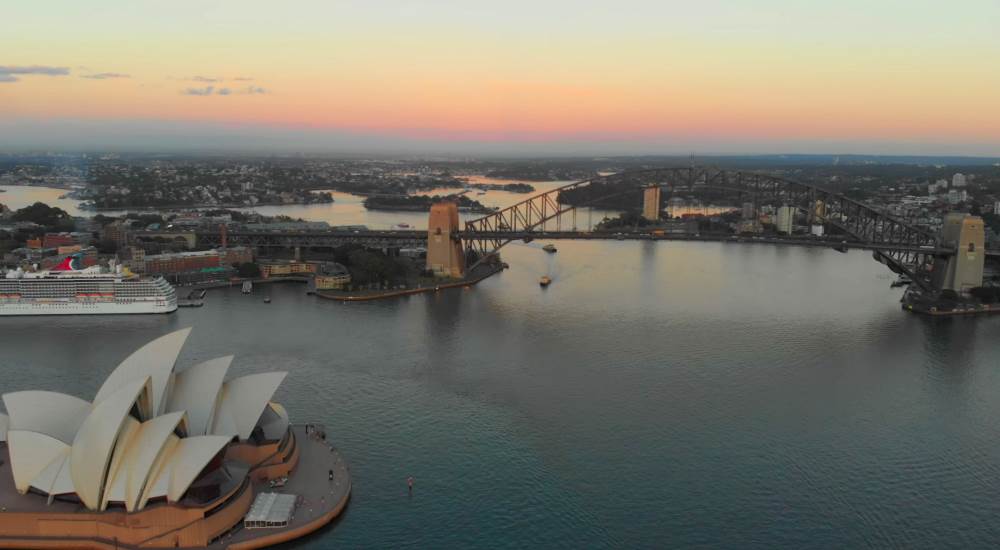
[933,213,985,295]
[427,202,465,278]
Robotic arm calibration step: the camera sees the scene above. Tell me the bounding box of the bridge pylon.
[427,202,466,278]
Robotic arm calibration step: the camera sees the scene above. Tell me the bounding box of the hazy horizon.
[2,1,999,157]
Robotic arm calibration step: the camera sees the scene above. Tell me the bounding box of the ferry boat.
[542,244,557,253]
[0,255,176,315]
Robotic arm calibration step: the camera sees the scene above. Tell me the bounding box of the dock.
[178,288,207,307]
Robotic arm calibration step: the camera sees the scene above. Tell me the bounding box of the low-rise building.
[260,260,317,278]
[143,249,221,274]
[220,246,253,266]
[314,262,352,290]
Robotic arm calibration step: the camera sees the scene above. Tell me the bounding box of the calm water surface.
[0,181,731,230]
[2,241,1000,549]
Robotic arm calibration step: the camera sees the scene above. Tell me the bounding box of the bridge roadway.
[195,229,994,257]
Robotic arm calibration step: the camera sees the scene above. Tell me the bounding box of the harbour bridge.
[195,167,991,295]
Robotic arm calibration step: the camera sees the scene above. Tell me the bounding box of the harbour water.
[3,241,1000,548]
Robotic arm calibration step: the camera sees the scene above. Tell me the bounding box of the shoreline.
[80,200,335,212]
[183,266,504,304]
[314,265,504,302]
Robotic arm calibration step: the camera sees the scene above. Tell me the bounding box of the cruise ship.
[0,254,177,315]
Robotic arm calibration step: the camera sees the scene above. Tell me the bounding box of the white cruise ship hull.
[0,270,178,316]
[0,301,177,315]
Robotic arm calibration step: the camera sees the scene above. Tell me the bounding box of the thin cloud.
[232,76,254,81]
[80,72,130,80]
[182,85,215,96]
[0,65,70,83]
[189,75,219,82]
[180,85,268,96]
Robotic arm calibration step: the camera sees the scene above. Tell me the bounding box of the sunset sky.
[2,0,998,155]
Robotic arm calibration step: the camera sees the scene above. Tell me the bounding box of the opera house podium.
[0,328,350,549]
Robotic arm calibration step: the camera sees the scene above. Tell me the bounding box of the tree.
[236,262,261,278]
[12,202,74,231]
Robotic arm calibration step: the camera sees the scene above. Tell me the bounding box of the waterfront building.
[144,250,224,274]
[139,247,252,276]
[220,246,253,266]
[0,329,350,548]
[27,233,82,250]
[259,260,318,278]
[775,205,796,234]
[314,263,352,291]
[642,186,662,222]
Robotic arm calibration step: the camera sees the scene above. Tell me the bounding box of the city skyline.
[2,0,999,155]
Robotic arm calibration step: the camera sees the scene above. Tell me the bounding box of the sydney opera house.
[0,328,350,549]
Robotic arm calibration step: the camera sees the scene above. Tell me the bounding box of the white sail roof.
[118,412,186,511]
[94,328,192,417]
[6,430,70,494]
[71,378,151,510]
[258,402,291,441]
[138,434,180,509]
[166,356,231,436]
[2,391,91,444]
[211,372,287,440]
[31,448,74,496]
[2,329,292,512]
[164,435,232,502]
[102,417,141,508]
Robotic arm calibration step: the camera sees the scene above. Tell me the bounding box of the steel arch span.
[462,167,942,290]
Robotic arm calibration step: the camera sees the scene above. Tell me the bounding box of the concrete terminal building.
[0,329,350,549]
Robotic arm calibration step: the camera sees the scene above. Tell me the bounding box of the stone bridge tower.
[933,213,985,295]
[427,202,465,278]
